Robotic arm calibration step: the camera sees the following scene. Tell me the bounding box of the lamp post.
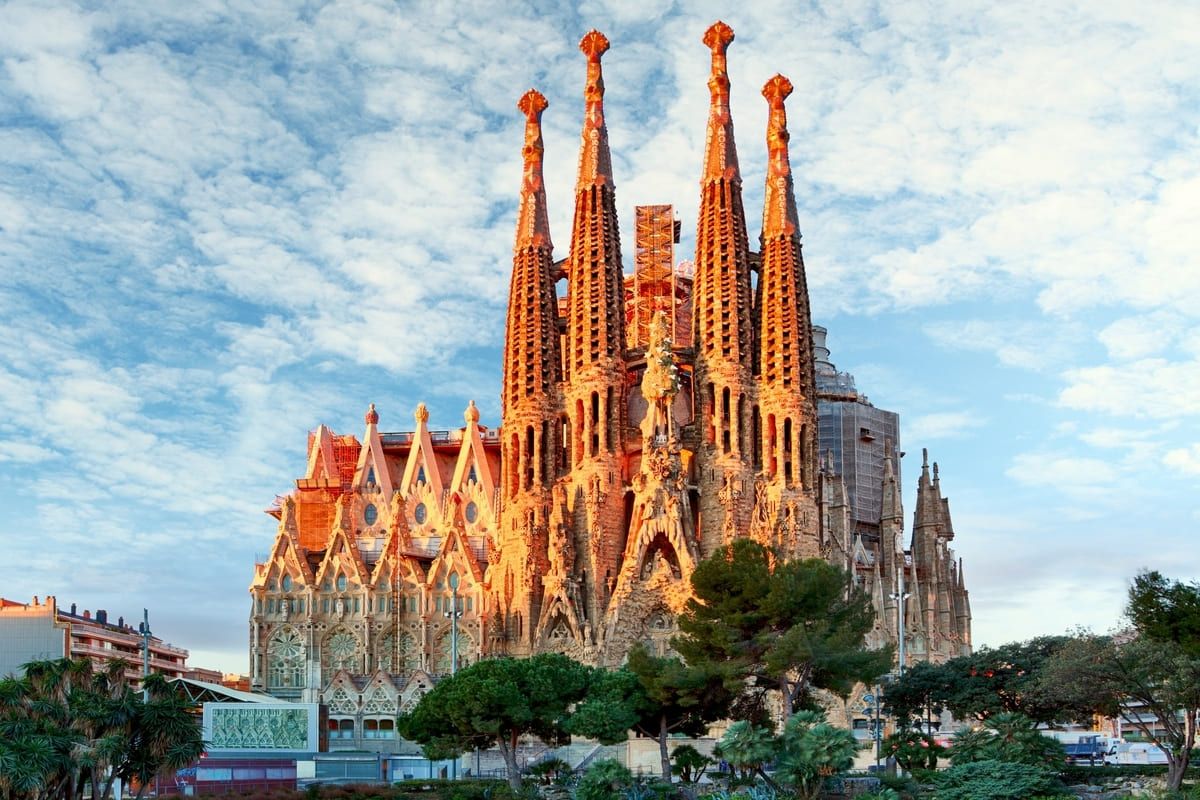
[138,609,151,702]
[444,573,463,780]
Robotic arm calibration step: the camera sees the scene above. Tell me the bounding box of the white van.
[1105,742,1170,765]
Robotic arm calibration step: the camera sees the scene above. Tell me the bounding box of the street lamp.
[138,609,152,702]
[443,572,463,780]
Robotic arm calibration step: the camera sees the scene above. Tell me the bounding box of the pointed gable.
[354,403,395,497]
[400,403,446,499]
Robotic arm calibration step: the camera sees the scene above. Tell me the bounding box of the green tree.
[669,744,711,784]
[882,730,942,771]
[570,644,734,780]
[1041,634,1199,790]
[675,539,891,719]
[396,653,591,791]
[945,713,1063,768]
[576,759,633,800]
[896,636,1090,724]
[774,711,858,800]
[931,759,1062,800]
[1037,571,1200,791]
[0,658,203,800]
[714,720,777,783]
[881,660,949,731]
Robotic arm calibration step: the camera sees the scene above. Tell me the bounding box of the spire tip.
[762,73,793,107]
[580,29,610,61]
[703,20,734,53]
[517,88,548,119]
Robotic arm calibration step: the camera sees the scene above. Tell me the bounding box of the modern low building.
[0,595,189,682]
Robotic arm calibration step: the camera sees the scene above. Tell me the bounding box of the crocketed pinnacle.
[514,89,552,252]
[576,30,614,188]
[757,72,812,395]
[693,20,752,368]
[566,29,625,379]
[761,74,801,238]
[504,90,562,407]
[701,21,739,182]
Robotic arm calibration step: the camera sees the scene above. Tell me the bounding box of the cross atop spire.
[576,30,613,187]
[761,74,801,238]
[515,89,552,251]
[702,21,739,181]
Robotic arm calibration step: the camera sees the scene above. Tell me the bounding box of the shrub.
[883,730,944,771]
[932,759,1063,800]
[577,759,634,800]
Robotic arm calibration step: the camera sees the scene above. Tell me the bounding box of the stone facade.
[247,22,971,738]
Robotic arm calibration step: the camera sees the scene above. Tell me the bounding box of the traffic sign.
[863,693,876,704]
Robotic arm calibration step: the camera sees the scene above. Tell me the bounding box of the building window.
[267,629,304,689]
[336,575,347,592]
[465,501,478,523]
[414,503,427,525]
[364,503,378,525]
[281,575,292,592]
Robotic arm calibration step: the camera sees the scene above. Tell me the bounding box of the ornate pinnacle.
[580,29,610,61]
[703,21,734,100]
[576,29,613,187]
[464,399,480,424]
[761,73,799,237]
[365,402,379,425]
[701,21,739,182]
[515,89,552,250]
[415,403,429,424]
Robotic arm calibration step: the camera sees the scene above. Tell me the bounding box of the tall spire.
[563,29,627,633]
[701,21,739,181]
[501,87,562,495]
[515,89,552,251]
[576,30,614,188]
[761,74,801,238]
[693,20,752,372]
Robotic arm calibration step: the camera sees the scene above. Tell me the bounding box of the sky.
[1,0,1197,675]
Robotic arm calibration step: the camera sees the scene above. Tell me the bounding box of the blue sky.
[1,0,1197,674]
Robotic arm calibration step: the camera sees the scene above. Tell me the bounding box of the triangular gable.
[314,502,369,587]
[354,404,395,497]
[400,404,445,498]
[306,425,336,481]
[267,497,317,583]
[426,525,484,591]
[260,520,315,587]
[449,401,495,495]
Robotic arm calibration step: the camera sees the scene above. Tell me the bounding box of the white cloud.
[1164,444,1200,476]
[906,411,984,442]
[1059,358,1200,418]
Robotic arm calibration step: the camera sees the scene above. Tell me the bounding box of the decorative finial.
[922,447,929,468]
[762,73,793,109]
[703,20,734,53]
[933,462,940,481]
[415,403,429,424]
[464,400,480,424]
[515,89,553,251]
[365,403,379,425]
[580,29,610,61]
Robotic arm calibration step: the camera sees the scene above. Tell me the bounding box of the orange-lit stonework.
[248,24,971,738]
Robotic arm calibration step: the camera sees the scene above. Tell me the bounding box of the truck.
[1061,735,1107,765]
[1105,742,1170,766]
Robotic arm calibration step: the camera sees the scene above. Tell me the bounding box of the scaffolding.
[626,205,691,350]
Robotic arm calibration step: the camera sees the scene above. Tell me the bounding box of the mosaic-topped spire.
[701,20,739,181]
[761,74,801,238]
[566,29,625,380]
[576,30,614,187]
[514,89,552,251]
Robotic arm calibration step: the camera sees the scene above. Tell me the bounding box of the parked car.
[1105,742,1170,765]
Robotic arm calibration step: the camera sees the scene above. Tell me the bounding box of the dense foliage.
[396,654,592,791]
[675,539,892,720]
[569,645,734,779]
[930,759,1063,800]
[0,658,203,800]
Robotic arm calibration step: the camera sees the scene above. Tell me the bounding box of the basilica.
[248,22,971,743]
